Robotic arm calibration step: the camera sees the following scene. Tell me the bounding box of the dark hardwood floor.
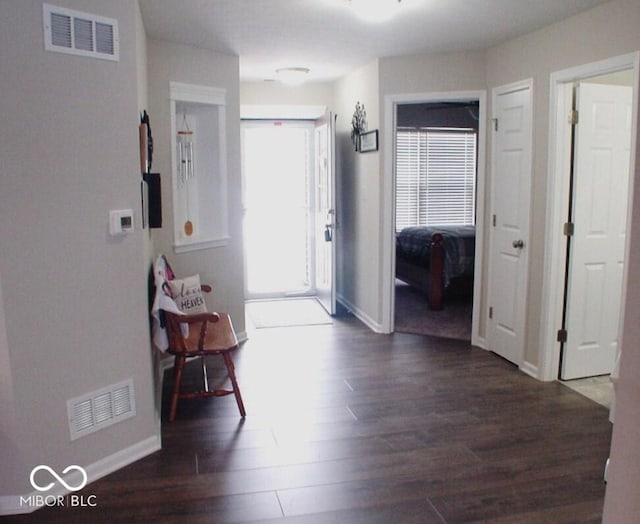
[9,316,611,523]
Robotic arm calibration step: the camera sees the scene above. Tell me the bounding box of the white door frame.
[382,90,487,347]
[240,119,317,299]
[314,111,337,315]
[539,52,640,382]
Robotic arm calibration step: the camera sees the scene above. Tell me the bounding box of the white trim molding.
[539,51,640,381]
[382,90,487,347]
[337,293,386,333]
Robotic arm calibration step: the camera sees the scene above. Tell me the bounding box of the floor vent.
[43,4,119,62]
[67,379,135,440]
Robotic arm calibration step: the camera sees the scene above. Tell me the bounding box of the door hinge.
[568,109,579,125]
[563,222,575,236]
[492,118,499,132]
[492,214,496,227]
[557,328,568,343]
[489,306,493,319]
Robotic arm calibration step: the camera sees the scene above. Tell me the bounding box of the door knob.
[512,239,524,249]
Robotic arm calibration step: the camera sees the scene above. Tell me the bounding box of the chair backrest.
[163,310,189,354]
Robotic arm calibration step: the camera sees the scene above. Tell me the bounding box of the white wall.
[135,0,148,113]
[334,60,383,328]
[0,0,157,507]
[0,271,21,497]
[241,80,334,111]
[379,50,487,96]
[605,97,640,520]
[146,39,246,335]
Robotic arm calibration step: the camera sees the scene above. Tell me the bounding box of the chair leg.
[222,352,246,417]
[169,355,186,422]
[200,356,209,393]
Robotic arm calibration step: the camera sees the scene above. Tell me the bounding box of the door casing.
[314,112,337,315]
[539,52,640,381]
[560,81,633,380]
[382,90,487,346]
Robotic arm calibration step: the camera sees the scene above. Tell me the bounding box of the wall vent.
[43,4,119,61]
[67,378,135,440]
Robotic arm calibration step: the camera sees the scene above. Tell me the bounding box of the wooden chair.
[162,301,246,422]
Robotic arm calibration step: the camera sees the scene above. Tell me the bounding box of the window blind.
[396,127,476,231]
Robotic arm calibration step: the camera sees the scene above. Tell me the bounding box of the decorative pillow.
[166,274,208,315]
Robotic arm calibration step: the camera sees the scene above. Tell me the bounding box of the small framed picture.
[359,130,378,153]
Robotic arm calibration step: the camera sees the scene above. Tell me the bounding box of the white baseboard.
[0,434,160,516]
[337,294,385,333]
[520,360,539,380]
[471,334,487,350]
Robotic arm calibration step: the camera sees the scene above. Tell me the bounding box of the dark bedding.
[396,225,475,286]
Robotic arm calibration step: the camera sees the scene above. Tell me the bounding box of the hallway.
[19,317,611,523]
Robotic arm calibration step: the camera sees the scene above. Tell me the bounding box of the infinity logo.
[30,465,88,492]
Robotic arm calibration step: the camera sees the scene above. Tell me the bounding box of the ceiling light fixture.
[347,0,402,23]
[275,67,310,86]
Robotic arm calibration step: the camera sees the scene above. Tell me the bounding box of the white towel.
[150,255,187,352]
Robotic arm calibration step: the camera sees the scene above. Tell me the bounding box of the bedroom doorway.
[392,97,484,341]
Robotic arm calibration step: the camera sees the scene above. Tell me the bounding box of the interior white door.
[488,81,533,366]
[560,83,632,380]
[314,112,337,315]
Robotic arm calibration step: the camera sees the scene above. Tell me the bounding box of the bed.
[395,225,475,310]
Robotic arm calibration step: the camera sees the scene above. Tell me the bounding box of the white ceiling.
[138,0,608,83]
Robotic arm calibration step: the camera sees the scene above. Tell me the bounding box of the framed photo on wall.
[359,130,378,153]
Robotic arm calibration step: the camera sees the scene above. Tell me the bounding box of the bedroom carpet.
[395,281,472,341]
[246,298,333,328]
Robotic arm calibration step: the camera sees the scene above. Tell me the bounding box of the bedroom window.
[396,127,476,231]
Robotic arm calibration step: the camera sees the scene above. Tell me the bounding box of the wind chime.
[177,112,195,236]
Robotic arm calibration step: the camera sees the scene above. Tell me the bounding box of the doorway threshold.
[245,298,333,329]
[559,375,613,409]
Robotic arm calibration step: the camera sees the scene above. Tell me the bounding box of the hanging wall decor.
[359,129,378,153]
[177,112,195,236]
[351,101,367,151]
[170,81,229,254]
[139,110,153,173]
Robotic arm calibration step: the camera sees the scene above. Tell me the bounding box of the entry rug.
[246,298,333,328]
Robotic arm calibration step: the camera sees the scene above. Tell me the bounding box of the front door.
[560,82,633,379]
[488,80,533,366]
[242,120,314,298]
[314,112,337,315]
